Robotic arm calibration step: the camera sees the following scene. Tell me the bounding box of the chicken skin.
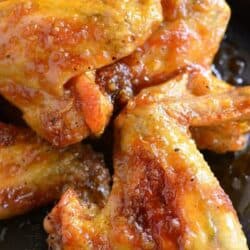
[0,122,110,219]
[96,0,247,153]
[96,0,231,100]
[0,0,243,153]
[0,0,248,248]
[44,75,250,250]
[0,0,162,146]
[0,0,233,148]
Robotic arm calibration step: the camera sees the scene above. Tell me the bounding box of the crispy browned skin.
[44,81,250,250]
[187,71,250,153]
[0,0,239,152]
[0,122,110,219]
[95,0,246,153]
[191,122,250,153]
[96,0,230,100]
[0,0,162,146]
[0,74,113,146]
[132,71,250,153]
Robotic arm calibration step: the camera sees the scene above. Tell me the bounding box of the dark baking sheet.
[0,1,250,249]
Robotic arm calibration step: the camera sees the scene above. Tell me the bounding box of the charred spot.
[120,149,187,248]
[96,62,134,107]
[49,116,59,127]
[0,123,18,146]
[129,35,136,42]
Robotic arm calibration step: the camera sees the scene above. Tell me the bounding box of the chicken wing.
[44,81,250,250]
[96,0,230,101]
[0,122,110,219]
[96,0,245,153]
[0,0,162,146]
[187,71,250,153]
[0,0,238,152]
[130,71,250,153]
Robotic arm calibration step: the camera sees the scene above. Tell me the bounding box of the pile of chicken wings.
[0,0,249,249]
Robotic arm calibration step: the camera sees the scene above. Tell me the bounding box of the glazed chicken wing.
[187,71,250,153]
[44,79,250,250]
[0,0,162,146]
[96,0,230,99]
[96,0,247,153]
[132,71,250,153]
[0,122,110,219]
[0,0,240,153]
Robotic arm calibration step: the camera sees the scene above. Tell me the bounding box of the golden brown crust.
[96,0,230,101]
[0,81,90,146]
[0,1,248,249]
[0,122,110,219]
[94,0,245,153]
[131,71,250,153]
[0,0,162,146]
[0,0,162,95]
[44,79,249,250]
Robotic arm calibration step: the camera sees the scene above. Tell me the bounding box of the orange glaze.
[115,148,188,249]
[0,0,163,95]
[20,17,108,93]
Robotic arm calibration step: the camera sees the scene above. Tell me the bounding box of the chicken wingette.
[44,77,249,250]
[180,70,250,153]
[141,70,250,153]
[97,0,230,98]
[0,0,162,146]
[96,0,248,153]
[0,122,110,219]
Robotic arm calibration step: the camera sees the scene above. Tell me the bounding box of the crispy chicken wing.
[96,0,245,153]
[0,0,239,153]
[96,0,230,100]
[131,71,250,153]
[44,81,250,250]
[187,71,250,153]
[0,122,110,219]
[0,74,113,146]
[0,0,162,146]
